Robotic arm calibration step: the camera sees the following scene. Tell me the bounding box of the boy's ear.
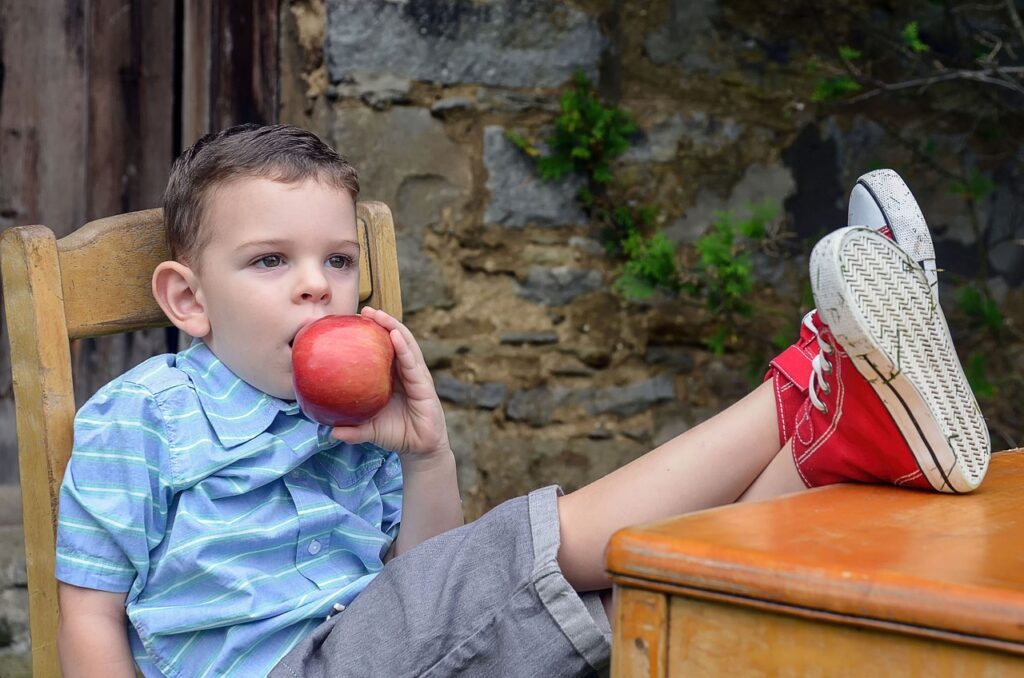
[152,261,210,338]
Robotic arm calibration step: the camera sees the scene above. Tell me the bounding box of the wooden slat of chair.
[0,201,401,676]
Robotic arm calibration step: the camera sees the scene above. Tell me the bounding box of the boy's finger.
[330,422,373,444]
[359,307,427,366]
[389,328,434,393]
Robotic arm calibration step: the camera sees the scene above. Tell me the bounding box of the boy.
[54,125,989,677]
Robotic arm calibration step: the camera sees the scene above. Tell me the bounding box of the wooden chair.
[0,202,402,676]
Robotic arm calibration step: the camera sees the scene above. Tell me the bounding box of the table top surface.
[607,448,1024,644]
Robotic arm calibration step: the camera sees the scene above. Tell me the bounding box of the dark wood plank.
[75,0,177,403]
[0,0,89,483]
[211,0,280,130]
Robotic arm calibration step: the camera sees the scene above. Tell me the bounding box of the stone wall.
[281,0,1024,519]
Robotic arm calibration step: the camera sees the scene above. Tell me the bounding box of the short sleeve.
[56,383,171,597]
[374,451,403,542]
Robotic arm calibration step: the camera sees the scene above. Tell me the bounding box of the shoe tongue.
[768,344,816,394]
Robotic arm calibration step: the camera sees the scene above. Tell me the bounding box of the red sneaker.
[848,169,938,301]
[767,168,936,447]
[792,227,990,493]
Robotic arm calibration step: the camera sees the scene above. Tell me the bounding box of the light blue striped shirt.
[56,340,403,677]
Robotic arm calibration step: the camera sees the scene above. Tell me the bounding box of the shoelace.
[804,311,836,415]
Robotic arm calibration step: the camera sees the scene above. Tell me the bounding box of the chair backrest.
[0,201,401,676]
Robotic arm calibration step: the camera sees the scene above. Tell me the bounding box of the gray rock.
[705,361,751,401]
[329,107,472,312]
[430,96,475,117]
[517,266,604,306]
[506,386,571,427]
[644,346,696,372]
[435,375,507,410]
[682,111,744,153]
[569,236,605,256]
[418,339,465,369]
[621,114,687,164]
[665,162,795,246]
[327,72,412,110]
[477,88,561,114]
[444,410,492,498]
[326,0,605,88]
[0,528,25,589]
[582,375,677,417]
[644,0,721,72]
[483,126,587,228]
[499,332,559,346]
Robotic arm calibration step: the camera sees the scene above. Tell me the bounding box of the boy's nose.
[294,266,332,304]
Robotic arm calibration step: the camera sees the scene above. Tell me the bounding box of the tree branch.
[1005,0,1024,49]
[845,65,1024,102]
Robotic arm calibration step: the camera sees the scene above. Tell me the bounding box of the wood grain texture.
[0,226,75,678]
[60,209,169,339]
[358,201,403,321]
[608,449,1024,645]
[612,588,668,678]
[665,595,1024,676]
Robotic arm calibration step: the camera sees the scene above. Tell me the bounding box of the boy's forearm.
[60,621,136,677]
[390,446,464,558]
[58,584,136,678]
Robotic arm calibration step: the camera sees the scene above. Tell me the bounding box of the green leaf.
[901,21,929,53]
[811,76,862,102]
[838,46,862,61]
[965,352,995,399]
[950,170,996,202]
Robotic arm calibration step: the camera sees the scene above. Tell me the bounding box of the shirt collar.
[177,340,302,448]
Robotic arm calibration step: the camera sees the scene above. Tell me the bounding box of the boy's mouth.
[289,318,320,348]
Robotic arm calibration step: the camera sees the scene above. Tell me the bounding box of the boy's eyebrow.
[235,238,359,251]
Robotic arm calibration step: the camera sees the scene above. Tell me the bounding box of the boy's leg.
[737,441,805,502]
[557,379,783,591]
[272,487,613,677]
[558,226,991,592]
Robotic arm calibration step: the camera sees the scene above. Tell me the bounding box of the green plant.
[509,72,636,192]
[901,21,929,53]
[957,285,1004,336]
[508,74,686,299]
[965,351,996,400]
[951,170,996,202]
[509,76,784,357]
[614,230,683,299]
[810,75,862,102]
[688,201,777,317]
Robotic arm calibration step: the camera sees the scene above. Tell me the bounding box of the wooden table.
[607,448,1024,676]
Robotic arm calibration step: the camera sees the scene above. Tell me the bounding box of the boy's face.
[191,177,360,400]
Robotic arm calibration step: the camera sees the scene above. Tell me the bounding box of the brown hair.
[162,124,360,265]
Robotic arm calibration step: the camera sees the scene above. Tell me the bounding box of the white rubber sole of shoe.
[810,227,990,493]
[849,169,939,301]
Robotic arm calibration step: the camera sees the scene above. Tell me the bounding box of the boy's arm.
[388,444,461,558]
[58,582,136,678]
[332,307,464,556]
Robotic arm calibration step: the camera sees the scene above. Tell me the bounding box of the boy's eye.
[254,255,283,268]
[328,254,353,269]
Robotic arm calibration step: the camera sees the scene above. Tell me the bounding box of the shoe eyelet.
[822,342,835,356]
[822,358,833,374]
[814,401,828,415]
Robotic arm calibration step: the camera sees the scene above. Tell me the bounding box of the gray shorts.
[270,486,611,677]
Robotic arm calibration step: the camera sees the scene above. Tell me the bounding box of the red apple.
[291,315,396,426]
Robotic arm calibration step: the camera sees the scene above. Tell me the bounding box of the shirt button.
[307,540,322,555]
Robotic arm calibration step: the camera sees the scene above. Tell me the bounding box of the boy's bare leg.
[737,442,806,502]
[557,380,782,592]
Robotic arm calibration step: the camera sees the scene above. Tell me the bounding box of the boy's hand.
[330,307,451,463]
